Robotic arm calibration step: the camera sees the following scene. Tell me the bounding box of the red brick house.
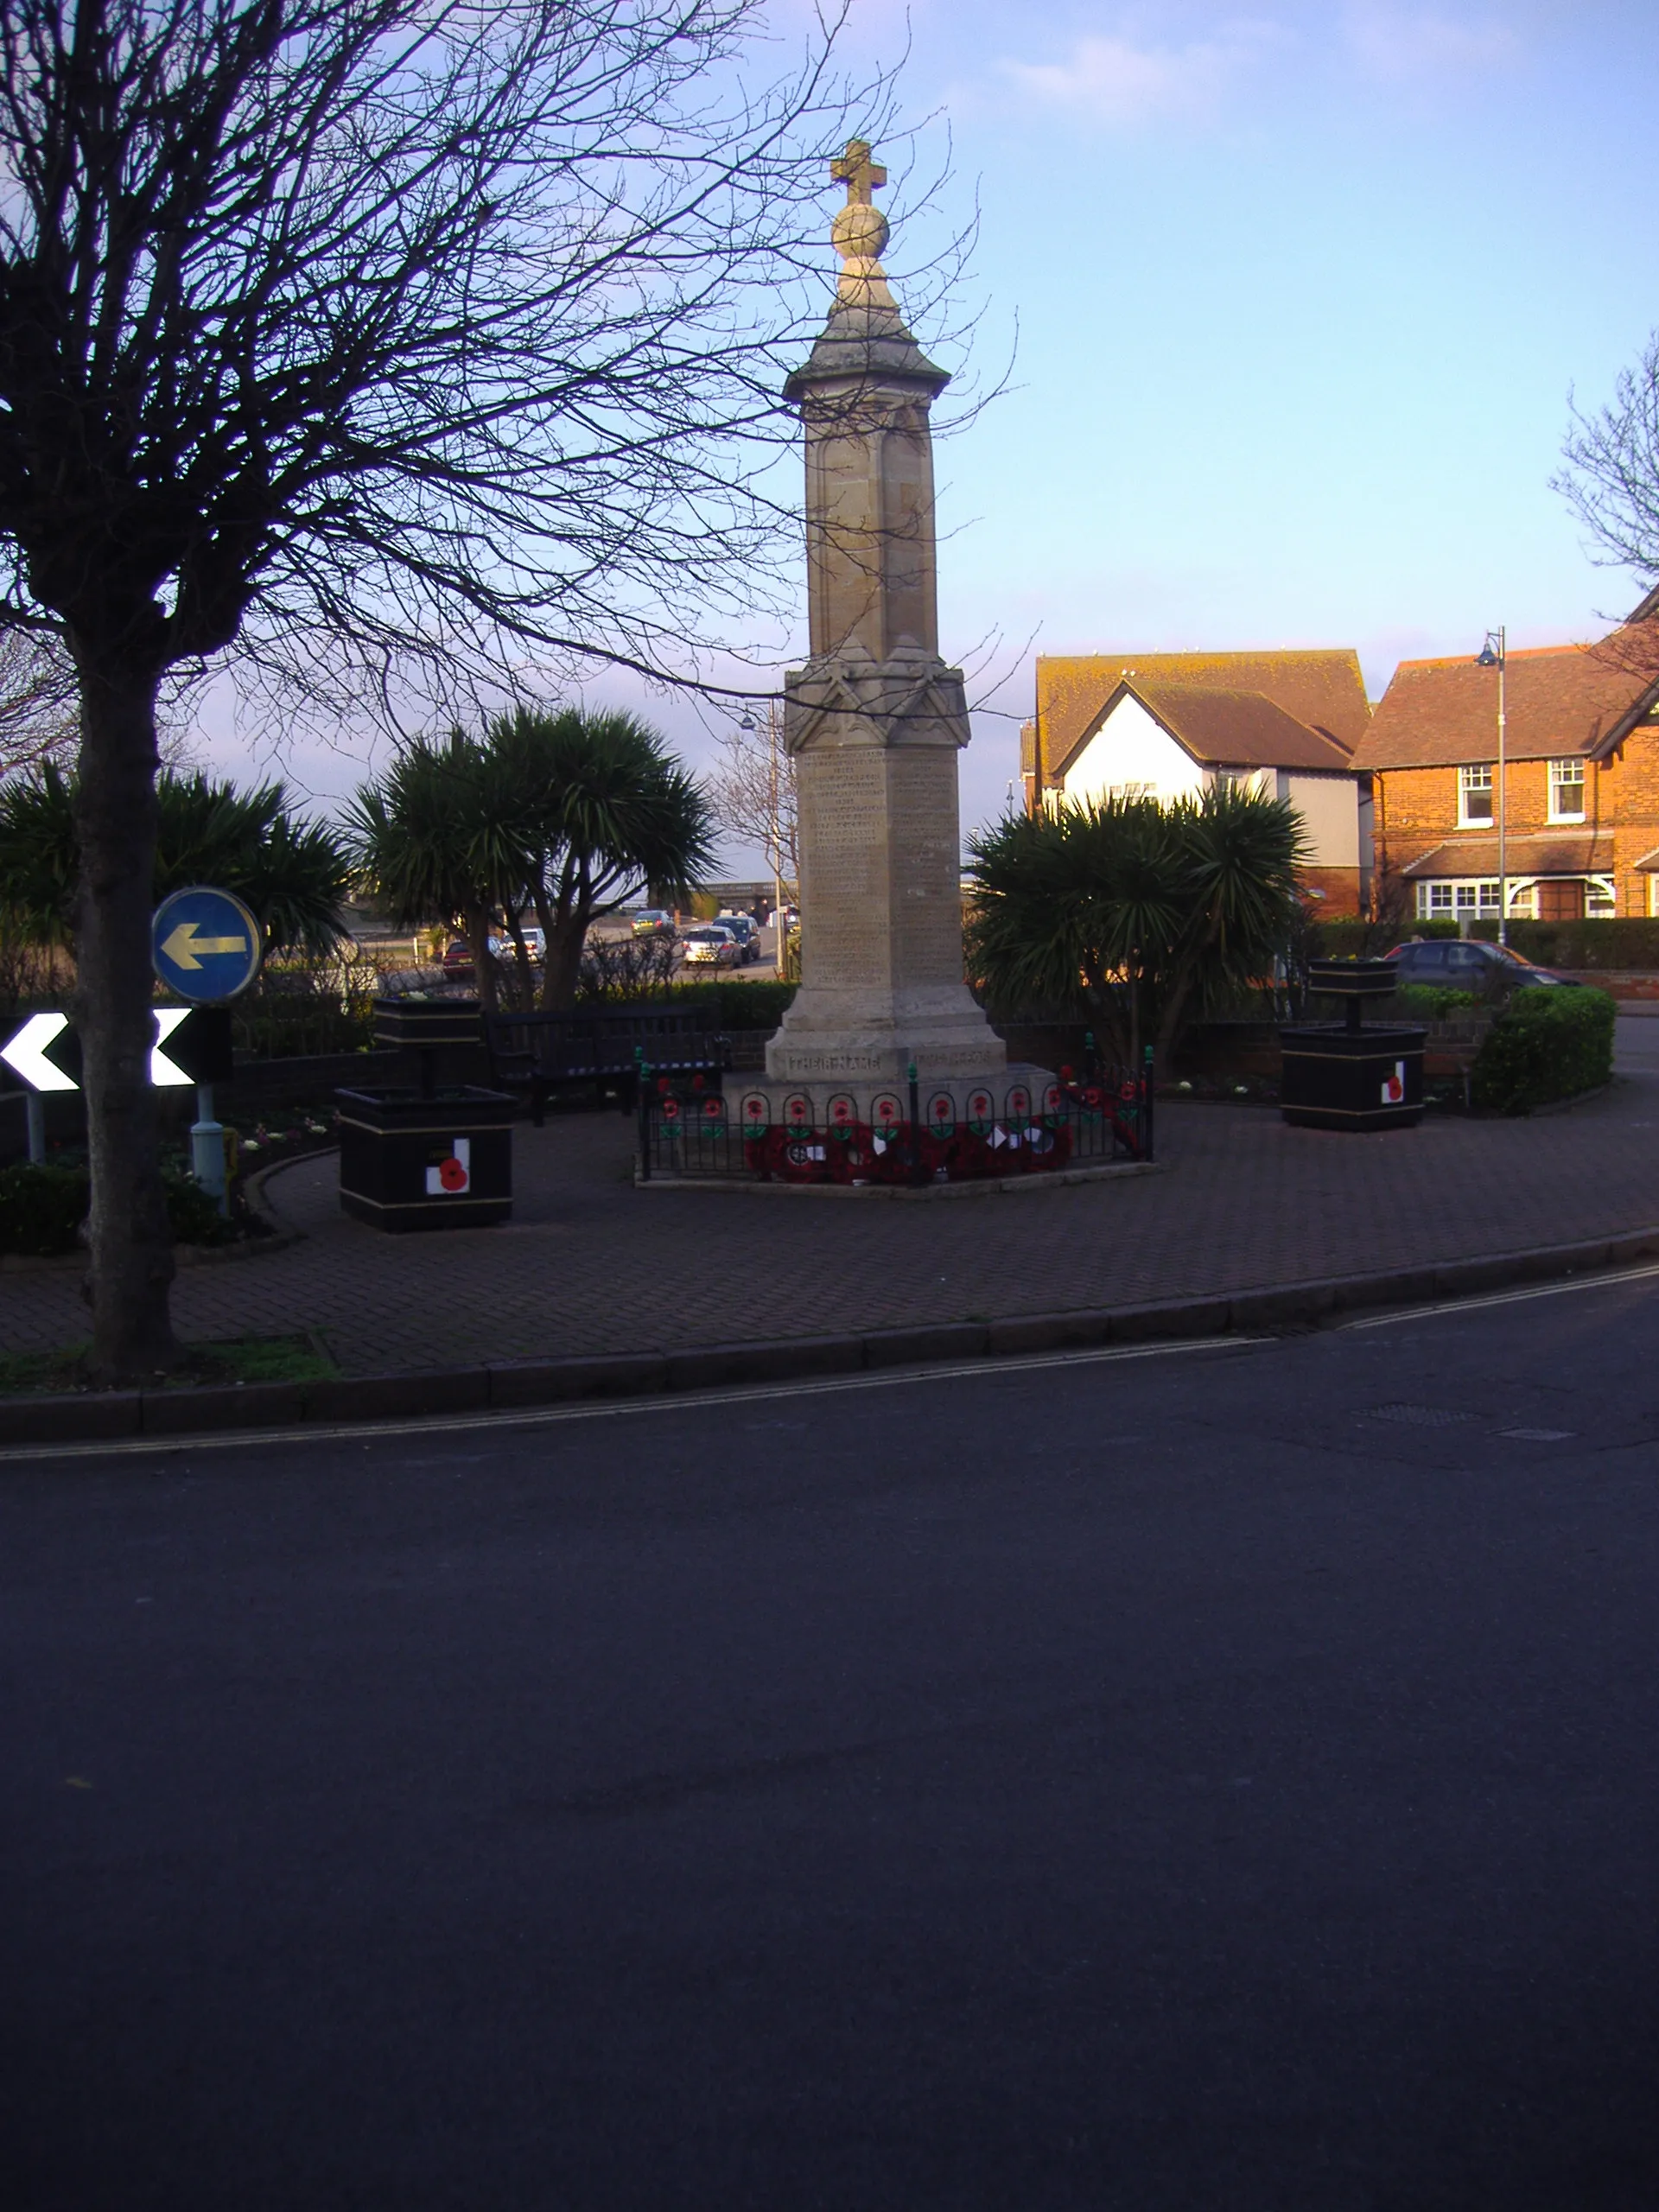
[1353,617,1659,923]
[1021,649,1374,914]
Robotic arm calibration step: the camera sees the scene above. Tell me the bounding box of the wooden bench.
[481,1004,729,1123]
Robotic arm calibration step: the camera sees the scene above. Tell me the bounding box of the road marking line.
[0,1334,1268,1465]
[1343,1260,1659,1330]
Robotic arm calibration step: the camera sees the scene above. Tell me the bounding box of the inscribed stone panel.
[798,747,892,988]
[886,747,964,984]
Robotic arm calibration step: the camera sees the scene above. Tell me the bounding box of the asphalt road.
[4,1277,1659,2209]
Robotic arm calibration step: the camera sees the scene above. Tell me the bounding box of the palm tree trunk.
[539,904,588,1012]
[467,901,499,1014]
[73,657,177,1380]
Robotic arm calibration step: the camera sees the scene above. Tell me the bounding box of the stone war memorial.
[641,144,1152,1186]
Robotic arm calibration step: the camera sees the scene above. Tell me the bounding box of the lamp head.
[1476,645,1498,666]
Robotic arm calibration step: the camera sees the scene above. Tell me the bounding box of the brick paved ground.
[3,1020,1658,1376]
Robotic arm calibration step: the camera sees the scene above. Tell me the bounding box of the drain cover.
[1366,1403,1474,1427]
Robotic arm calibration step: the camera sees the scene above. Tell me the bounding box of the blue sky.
[203,0,1659,864]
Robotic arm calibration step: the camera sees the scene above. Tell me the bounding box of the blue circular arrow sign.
[151,886,264,1002]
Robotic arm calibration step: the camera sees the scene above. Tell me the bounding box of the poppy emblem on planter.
[874,1094,900,1126]
[1007,1087,1030,1119]
[830,1094,854,1127]
[742,1092,768,1123]
[1043,1085,1061,1115]
[425,1138,472,1195]
[928,1092,954,1128]
[702,1094,726,1122]
[785,1093,811,1127]
[661,1096,682,1122]
[1381,1061,1406,1104]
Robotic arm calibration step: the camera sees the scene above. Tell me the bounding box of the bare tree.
[709,703,798,883]
[0,628,76,777]
[0,0,936,1377]
[1556,332,1659,679]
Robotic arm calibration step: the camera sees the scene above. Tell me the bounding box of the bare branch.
[0,625,75,775]
[707,700,796,880]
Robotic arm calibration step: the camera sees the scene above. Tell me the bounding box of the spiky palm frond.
[0,765,351,955]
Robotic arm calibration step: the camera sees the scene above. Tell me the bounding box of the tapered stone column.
[765,143,1010,1096]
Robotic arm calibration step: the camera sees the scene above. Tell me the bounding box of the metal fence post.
[907,1058,925,1186]
[634,1047,651,1182]
[1142,1043,1155,1164]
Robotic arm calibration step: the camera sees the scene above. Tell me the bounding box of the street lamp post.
[741,709,790,980]
[1477,628,1508,945]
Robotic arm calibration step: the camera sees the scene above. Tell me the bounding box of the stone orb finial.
[832,200,889,264]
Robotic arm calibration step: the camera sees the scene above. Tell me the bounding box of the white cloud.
[1343,4,1516,81]
[998,18,1283,127]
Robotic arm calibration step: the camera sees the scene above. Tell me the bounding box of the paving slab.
[3,1025,1658,1378]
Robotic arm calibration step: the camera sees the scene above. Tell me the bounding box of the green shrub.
[0,1162,89,1255]
[162,1173,236,1247]
[1389,985,1483,1019]
[0,1162,236,1254]
[1469,988,1616,1114]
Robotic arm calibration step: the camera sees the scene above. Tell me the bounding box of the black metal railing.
[636,1055,1154,1185]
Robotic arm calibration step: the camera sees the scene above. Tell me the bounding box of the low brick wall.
[1557,970,1659,1001]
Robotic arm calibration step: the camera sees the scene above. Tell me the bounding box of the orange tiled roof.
[1086,680,1354,775]
[1401,833,1615,879]
[1353,634,1659,771]
[1036,649,1371,780]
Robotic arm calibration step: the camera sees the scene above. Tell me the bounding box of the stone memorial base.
[735,1062,1055,1132]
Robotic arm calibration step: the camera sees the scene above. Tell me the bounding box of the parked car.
[679,924,741,969]
[632,909,676,938]
[1385,938,1579,993]
[487,925,547,965]
[440,938,474,973]
[716,912,761,963]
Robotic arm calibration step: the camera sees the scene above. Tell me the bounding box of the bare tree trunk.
[73,658,177,1380]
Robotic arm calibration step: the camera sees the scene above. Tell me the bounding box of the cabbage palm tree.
[0,763,351,958]
[350,706,714,1014]
[347,733,527,1013]
[491,705,714,1009]
[967,784,1307,1071]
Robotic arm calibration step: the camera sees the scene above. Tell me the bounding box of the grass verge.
[0,1333,339,1396]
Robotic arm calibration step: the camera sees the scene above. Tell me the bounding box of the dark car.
[716,913,761,963]
[1385,938,1578,993]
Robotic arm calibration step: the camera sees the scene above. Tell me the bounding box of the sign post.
[151,887,263,1210]
[0,1012,77,1162]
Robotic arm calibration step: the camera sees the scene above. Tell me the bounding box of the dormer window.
[1459,763,1493,826]
[1549,759,1586,822]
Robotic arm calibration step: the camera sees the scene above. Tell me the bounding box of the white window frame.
[1586,874,1616,917]
[1416,879,1503,918]
[1459,763,1494,827]
[1548,758,1586,823]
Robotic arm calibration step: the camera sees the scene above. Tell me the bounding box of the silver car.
[679,924,741,969]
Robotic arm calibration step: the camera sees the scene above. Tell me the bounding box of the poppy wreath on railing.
[1056,1066,1144,1158]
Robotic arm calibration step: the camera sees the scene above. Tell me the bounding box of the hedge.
[1467,918,1659,970]
[1316,917,1460,957]
[1468,988,1616,1115]
[0,1163,233,1256]
[665,979,797,1033]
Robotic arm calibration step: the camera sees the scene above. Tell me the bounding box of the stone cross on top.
[828,140,892,290]
[831,140,887,207]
